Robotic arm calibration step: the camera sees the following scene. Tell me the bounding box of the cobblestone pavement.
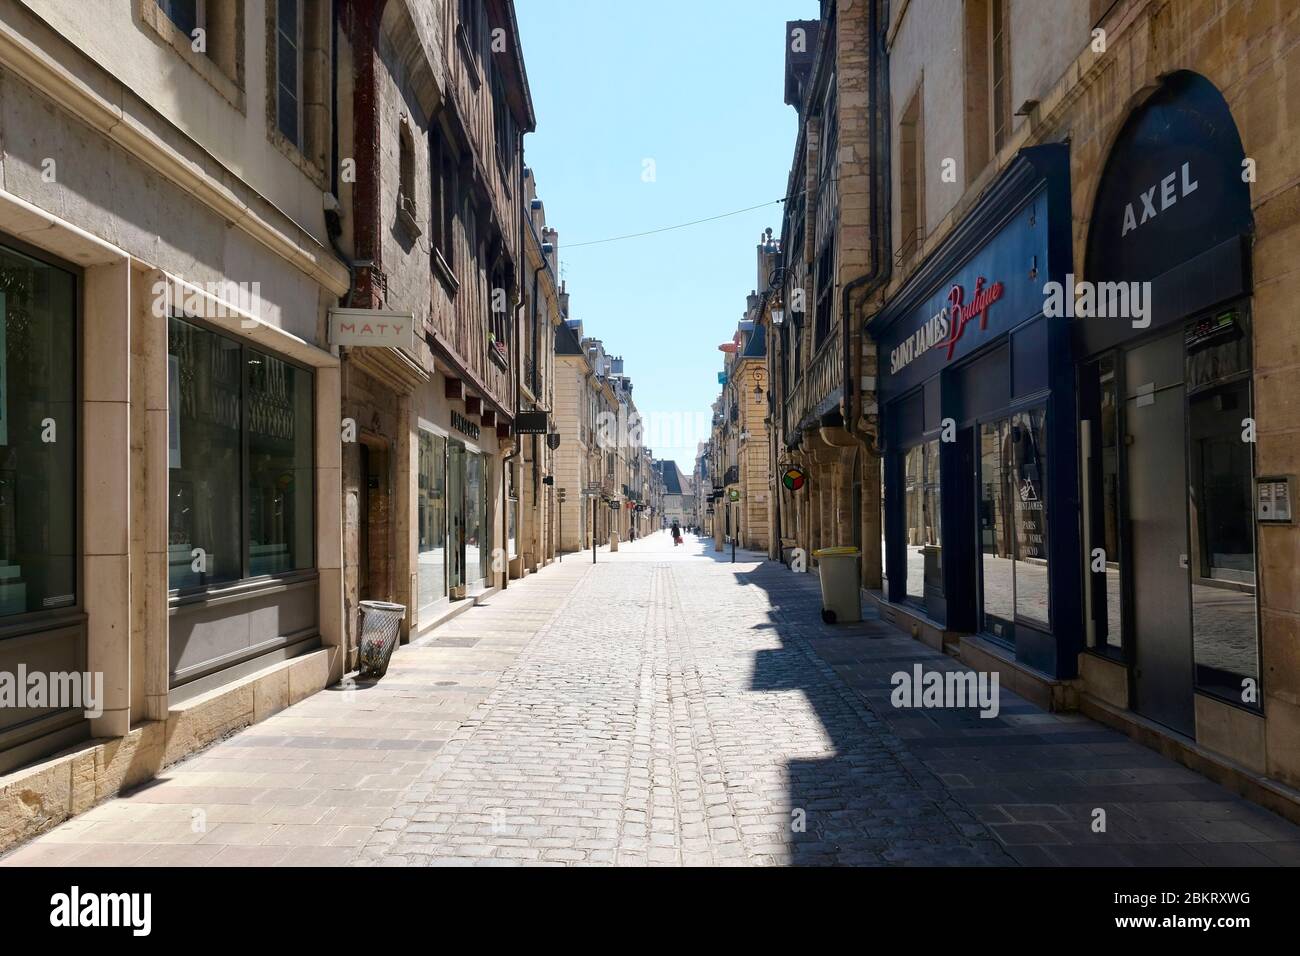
[8,531,1300,867]
[365,534,1009,866]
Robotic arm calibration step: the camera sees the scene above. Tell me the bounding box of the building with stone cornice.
[863,0,1300,819]
[767,1,883,590]
[0,0,353,846]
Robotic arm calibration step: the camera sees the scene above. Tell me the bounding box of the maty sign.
[329,308,417,351]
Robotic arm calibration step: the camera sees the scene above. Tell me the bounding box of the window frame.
[144,0,245,107]
[274,0,305,149]
[429,124,459,288]
[0,234,82,628]
[166,313,316,596]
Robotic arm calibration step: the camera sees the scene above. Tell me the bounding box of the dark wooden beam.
[481,409,497,428]
[444,377,464,401]
[465,396,482,415]
[496,423,512,440]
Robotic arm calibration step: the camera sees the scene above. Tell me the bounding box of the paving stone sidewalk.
[6,532,1299,866]
[0,564,588,867]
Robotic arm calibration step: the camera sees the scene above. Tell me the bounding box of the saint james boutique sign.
[328,308,417,351]
[1087,71,1251,285]
[874,145,1071,401]
[888,277,1007,374]
[451,409,480,441]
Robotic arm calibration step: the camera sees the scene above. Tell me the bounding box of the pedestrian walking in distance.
[671,520,681,546]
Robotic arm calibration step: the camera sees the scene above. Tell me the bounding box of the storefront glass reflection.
[1187,313,1258,703]
[977,408,1050,639]
[978,421,1015,638]
[417,429,447,614]
[0,244,77,615]
[465,452,485,588]
[903,441,941,607]
[168,319,244,589]
[247,349,313,576]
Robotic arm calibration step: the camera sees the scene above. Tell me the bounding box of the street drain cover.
[435,681,458,686]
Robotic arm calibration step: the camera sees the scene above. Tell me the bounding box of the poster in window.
[168,352,181,469]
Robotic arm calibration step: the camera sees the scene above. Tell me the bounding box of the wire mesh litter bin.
[357,600,407,679]
[812,547,861,624]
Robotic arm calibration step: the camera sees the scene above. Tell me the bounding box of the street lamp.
[753,368,765,402]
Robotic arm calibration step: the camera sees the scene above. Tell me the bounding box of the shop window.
[168,317,314,590]
[903,441,941,607]
[418,429,447,614]
[247,350,314,575]
[1080,354,1123,653]
[507,465,518,558]
[1186,311,1258,705]
[879,458,888,596]
[898,84,925,262]
[1011,409,1049,629]
[0,244,77,617]
[465,452,487,586]
[978,408,1050,639]
[978,421,1015,638]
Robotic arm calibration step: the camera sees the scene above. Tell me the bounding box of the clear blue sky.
[516,0,817,473]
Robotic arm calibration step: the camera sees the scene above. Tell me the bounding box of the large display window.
[417,428,447,615]
[168,316,314,591]
[0,244,77,618]
[977,409,1050,646]
[902,440,941,608]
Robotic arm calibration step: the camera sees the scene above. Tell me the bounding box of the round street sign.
[782,467,806,492]
[728,489,741,502]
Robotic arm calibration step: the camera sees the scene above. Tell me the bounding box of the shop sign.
[328,308,417,352]
[516,411,549,434]
[889,277,1005,374]
[451,409,480,441]
[781,466,806,492]
[1087,72,1251,284]
[728,489,741,502]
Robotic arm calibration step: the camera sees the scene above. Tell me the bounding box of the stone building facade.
[0,0,350,847]
[862,0,1300,817]
[767,0,884,588]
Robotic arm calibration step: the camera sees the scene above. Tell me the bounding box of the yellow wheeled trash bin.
[812,547,861,624]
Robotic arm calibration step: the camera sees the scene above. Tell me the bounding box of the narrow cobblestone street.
[6,532,1300,868]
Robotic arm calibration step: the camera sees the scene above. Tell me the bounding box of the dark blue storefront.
[874,144,1083,680]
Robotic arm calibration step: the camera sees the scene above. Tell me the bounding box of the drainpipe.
[840,0,892,442]
[502,138,526,590]
[327,0,355,306]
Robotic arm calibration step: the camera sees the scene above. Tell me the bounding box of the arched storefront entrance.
[1077,71,1256,738]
